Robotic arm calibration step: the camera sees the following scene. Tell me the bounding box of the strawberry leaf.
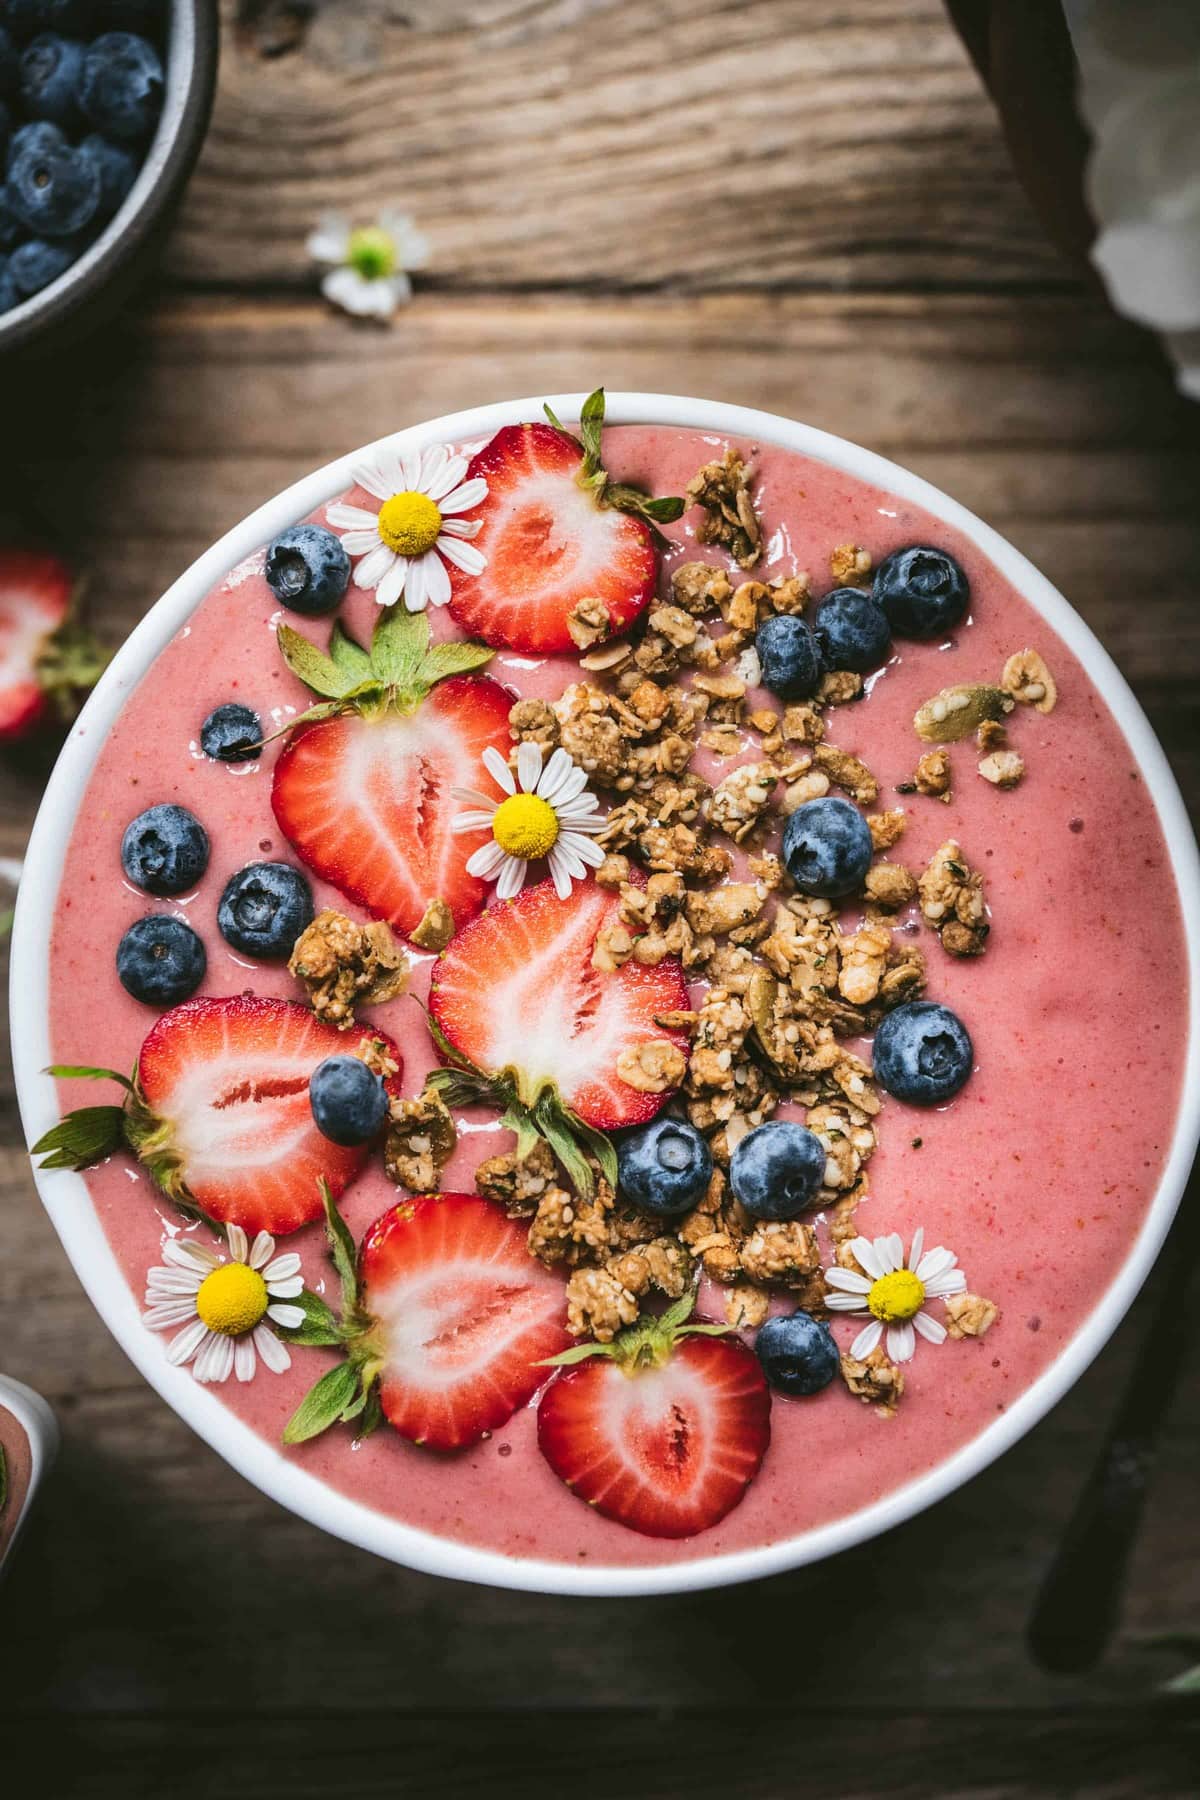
[328,621,373,683]
[277,623,356,700]
[32,1104,126,1170]
[318,1178,361,1321]
[45,1063,135,1090]
[419,640,495,684]
[282,1358,362,1445]
[543,387,682,545]
[276,1287,346,1347]
[370,604,430,690]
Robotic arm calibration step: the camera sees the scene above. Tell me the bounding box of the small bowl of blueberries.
[0,0,219,353]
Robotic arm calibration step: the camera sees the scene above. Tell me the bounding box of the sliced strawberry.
[0,549,75,741]
[537,1333,771,1538]
[360,1192,572,1451]
[137,996,403,1236]
[271,673,512,938]
[445,423,658,654]
[428,876,690,1131]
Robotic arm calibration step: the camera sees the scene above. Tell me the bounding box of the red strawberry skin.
[360,1192,572,1451]
[271,674,512,939]
[137,996,403,1236]
[537,1335,771,1538]
[428,876,690,1130]
[446,423,658,655]
[0,549,72,742]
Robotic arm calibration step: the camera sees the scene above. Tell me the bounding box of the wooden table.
[2,4,1198,1793]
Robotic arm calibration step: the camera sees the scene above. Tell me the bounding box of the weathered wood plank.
[170,0,1068,293]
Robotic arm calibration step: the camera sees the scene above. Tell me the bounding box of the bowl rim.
[0,1373,59,1576]
[0,0,220,354]
[11,391,1200,1596]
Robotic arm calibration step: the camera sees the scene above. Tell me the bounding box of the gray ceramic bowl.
[0,1,219,356]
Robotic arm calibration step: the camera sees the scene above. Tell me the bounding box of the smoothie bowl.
[12,392,1200,1595]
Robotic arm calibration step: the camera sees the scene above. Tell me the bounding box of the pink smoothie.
[45,424,1189,1570]
[0,1405,32,1567]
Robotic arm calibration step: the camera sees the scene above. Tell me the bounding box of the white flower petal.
[161,1237,216,1272]
[908,1227,924,1272]
[546,846,575,898]
[326,502,381,531]
[144,1300,202,1330]
[146,1268,206,1296]
[384,271,413,308]
[226,1224,248,1265]
[266,1302,305,1331]
[466,839,509,878]
[548,840,586,883]
[423,451,470,501]
[824,1267,871,1294]
[558,831,605,868]
[399,446,423,491]
[421,547,452,608]
[914,1246,957,1284]
[350,461,394,503]
[886,1321,916,1363]
[482,747,515,794]
[261,1248,297,1280]
[404,555,428,613]
[379,211,431,268]
[438,477,488,514]
[516,740,543,792]
[437,515,482,540]
[166,1319,210,1366]
[234,1336,258,1383]
[322,266,395,319]
[913,1310,947,1345]
[876,1233,904,1275]
[266,1274,305,1300]
[352,542,397,591]
[541,763,588,806]
[850,1319,883,1359]
[451,809,497,834]
[253,1323,291,1374]
[495,855,528,900]
[306,213,351,263]
[850,1237,884,1281]
[925,1269,968,1299]
[375,557,410,609]
[196,1334,236,1384]
[435,534,486,576]
[825,1293,870,1313]
[535,747,573,799]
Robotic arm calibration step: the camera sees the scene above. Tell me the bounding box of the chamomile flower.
[451,742,605,902]
[143,1226,305,1385]
[326,441,487,611]
[307,207,430,320]
[824,1228,967,1364]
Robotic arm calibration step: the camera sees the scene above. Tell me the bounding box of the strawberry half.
[357,1192,572,1451]
[537,1298,772,1538]
[37,998,403,1237]
[428,875,690,1134]
[268,604,511,939]
[446,390,684,655]
[0,548,106,742]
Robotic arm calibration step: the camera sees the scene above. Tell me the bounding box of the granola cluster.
[918,839,989,958]
[684,448,763,568]
[384,1085,457,1193]
[288,909,409,1029]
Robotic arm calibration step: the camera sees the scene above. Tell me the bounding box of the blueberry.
[218,861,314,958]
[755,1310,839,1397]
[873,1000,973,1105]
[0,180,21,250]
[617,1116,713,1218]
[7,231,72,293]
[781,796,873,899]
[755,612,823,700]
[77,130,135,216]
[874,545,969,640]
[0,254,18,310]
[812,587,892,673]
[116,914,206,1007]
[309,1054,389,1147]
[729,1120,825,1221]
[120,803,209,896]
[200,702,262,763]
[0,97,10,160]
[0,26,18,96]
[78,31,162,141]
[3,3,93,42]
[19,31,84,126]
[6,121,99,236]
[265,524,351,617]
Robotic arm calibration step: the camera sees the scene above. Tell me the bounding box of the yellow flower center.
[347,225,397,281]
[492,793,560,859]
[377,491,443,557]
[867,1268,925,1323]
[195,1263,269,1337]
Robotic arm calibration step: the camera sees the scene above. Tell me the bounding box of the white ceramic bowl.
[12,394,1200,1595]
[0,1374,58,1577]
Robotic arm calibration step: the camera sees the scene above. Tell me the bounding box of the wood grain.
[2,0,1200,1792]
